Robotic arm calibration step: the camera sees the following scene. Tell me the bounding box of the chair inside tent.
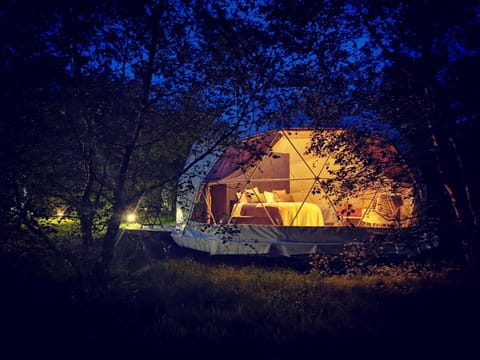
[172,129,432,256]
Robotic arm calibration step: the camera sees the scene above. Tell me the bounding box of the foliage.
[1,0,479,296]
[0,0,285,288]
[309,246,457,279]
[355,0,480,269]
[2,237,475,358]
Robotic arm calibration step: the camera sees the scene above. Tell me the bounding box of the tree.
[261,0,381,128]
[4,0,476,294]
[354,0,480,270]
[0,0,215,290]
[0,0,299,291]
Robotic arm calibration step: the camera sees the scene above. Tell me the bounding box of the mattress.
[232,201,324,226]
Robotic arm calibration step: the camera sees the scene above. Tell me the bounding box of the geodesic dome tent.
[171,128,433,256]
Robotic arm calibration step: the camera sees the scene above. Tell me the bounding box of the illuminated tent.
[171,129,433,256]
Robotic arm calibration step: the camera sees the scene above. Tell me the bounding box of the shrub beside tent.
[172,129,435,256]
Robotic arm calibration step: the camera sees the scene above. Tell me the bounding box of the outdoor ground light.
[126,212,137,223]
[55,208,65,218]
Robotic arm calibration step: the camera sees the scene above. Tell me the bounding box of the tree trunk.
[79,213,94,250]
[93,142,140,286]
[96,205,123,284]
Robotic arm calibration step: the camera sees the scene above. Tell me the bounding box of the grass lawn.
[1,233,478,359]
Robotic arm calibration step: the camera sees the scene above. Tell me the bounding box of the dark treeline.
[0,0,479,294]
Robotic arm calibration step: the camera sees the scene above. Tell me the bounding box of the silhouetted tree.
[355,0,480,270]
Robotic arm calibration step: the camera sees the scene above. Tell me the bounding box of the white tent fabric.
[175,152,219,231]
[171,222,435,256]
[171,128,434,256]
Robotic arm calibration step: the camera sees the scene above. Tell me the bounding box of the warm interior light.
[126,212,137,223]
[56,208,65,217]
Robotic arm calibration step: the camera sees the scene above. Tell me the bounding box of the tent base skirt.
[171,223,436,257]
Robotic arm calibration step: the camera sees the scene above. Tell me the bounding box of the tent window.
[189,130,420,228]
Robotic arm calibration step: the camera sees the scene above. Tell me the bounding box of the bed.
[231,201,324,226]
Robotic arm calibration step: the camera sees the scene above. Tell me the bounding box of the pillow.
[264,191,275,203]
[272,189,287,196]
[291,192,306,202]
[256,192,266,203]
[272,189,293,202]
[279,193,295,202]
[238,187,264,203]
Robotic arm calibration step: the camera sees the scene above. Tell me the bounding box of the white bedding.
[232,202,324,226]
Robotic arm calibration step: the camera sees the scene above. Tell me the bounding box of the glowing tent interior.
[171,129,434,256]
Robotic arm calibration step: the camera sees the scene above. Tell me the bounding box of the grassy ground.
[1,232,478,359]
